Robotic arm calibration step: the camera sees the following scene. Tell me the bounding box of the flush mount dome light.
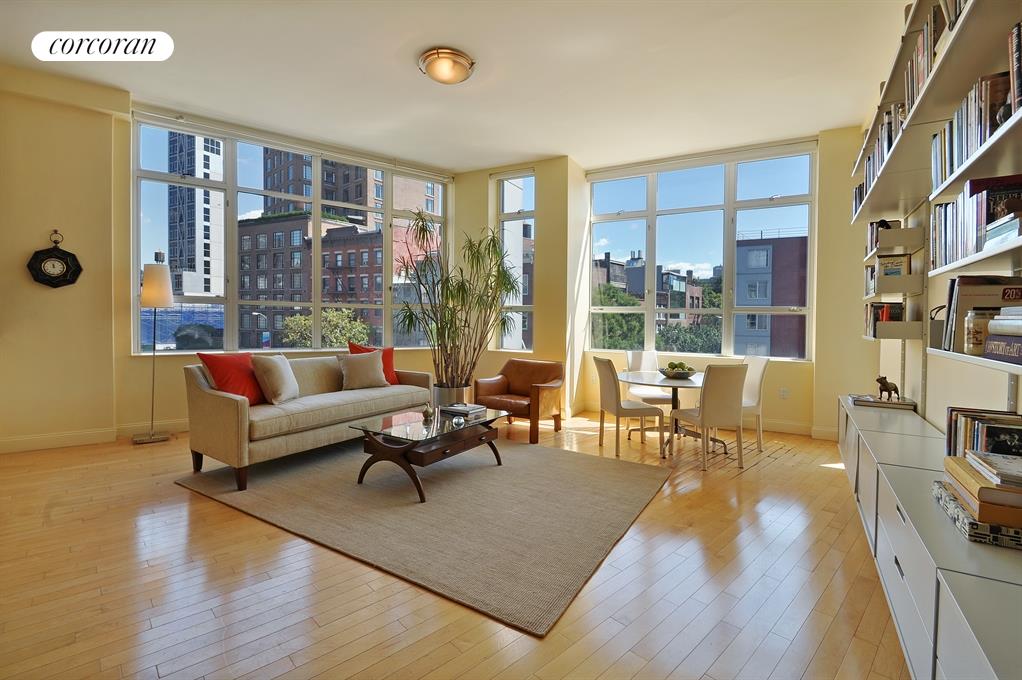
[418,47,475,85]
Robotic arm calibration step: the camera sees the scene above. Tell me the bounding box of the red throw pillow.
[348,342,398,385]
[197,353,266,405]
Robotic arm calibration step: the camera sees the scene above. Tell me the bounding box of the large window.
[589,146,813,358]
[498,174,535,350]
[135,118,447,352]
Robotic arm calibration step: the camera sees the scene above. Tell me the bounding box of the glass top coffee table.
[349,408,508,503]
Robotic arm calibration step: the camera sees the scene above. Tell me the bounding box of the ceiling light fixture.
[418,47,475,85]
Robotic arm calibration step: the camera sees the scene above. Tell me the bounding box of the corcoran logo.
[32,31,173,61]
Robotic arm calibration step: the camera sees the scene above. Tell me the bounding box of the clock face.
[41,257,66,277]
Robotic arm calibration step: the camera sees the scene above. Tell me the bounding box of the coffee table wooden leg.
[360,433,427,503]
[487,441,502,466]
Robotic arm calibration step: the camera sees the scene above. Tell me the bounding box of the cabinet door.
[857,436,878,553]
[838,403,858,490]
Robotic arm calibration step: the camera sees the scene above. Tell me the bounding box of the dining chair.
[593,357,665,457]
[625,350,672,441]
[742,355,770,451]
[669,363,748,470]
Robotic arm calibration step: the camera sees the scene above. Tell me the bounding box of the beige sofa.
[184,356,431,490]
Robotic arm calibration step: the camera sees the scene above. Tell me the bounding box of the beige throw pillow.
[251,354,300,404]
[340,350,389,390]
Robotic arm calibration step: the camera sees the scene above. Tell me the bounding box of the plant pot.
[433,384,470,407]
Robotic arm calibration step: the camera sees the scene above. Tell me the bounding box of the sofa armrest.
[395,369,432,391]
[530,379,563,418]
[184,365,249,468]
[474,375,509,399]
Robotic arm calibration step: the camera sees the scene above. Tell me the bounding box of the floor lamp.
[134,258,174,445]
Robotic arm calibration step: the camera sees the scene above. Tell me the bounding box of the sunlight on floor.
[820,462,845,470]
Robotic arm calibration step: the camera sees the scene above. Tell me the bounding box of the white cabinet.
[837,396,1022,680]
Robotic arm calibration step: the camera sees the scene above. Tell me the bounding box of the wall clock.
[27,230,82,288]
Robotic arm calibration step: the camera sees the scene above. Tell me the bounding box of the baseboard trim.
[116,418,190,438]
[760,419,811,436]
[0,427,116,454]
[811,426,839,441]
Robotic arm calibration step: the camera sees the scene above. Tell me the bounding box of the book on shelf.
[946,408,1022,458]
[932,481,1022,551]
[944,473,1022,526]
[941,275,1022,352]
[852,182,865,217]
[929,177,1022,270]
[864,264,876,297]
[849,394,916,410]
[877,254,910,277]
[937,0,970,31]
[945,455,1022,508]
[865,302,904,337]
[984,334,1022,363]
[866,219,901,254]
[438,403,486,416]
[1012,23,1022,113]
[966,451,1022,486]
[981,213,1022,251]
[930,73,1011,191]
[986,318,1022,336]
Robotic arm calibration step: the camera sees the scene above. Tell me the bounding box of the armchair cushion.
[197,352,265,406]
[474,375,509,399]
[476,394,530,417]
[503,359,563,396]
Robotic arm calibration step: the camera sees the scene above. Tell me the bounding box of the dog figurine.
[876,375,900,401]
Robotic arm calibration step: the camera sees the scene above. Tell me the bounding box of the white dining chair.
[669,363,748,470]
[625,350,672,441]
[742,355,770,452]
[593,357,665,457]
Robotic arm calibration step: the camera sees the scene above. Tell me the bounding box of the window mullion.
[224,135,239,351]
[645,173,656,351]
[311,155,322,349]
[722,161,737,356]
[383,169,394,347]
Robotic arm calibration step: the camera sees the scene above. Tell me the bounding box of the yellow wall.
[0,65,127,452]
[811,127,881,439]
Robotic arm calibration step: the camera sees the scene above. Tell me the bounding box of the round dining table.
[616,370,728,453]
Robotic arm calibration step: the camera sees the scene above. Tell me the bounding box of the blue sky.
[591,154,810,278]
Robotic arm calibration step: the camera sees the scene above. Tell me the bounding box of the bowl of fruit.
[659,361,696,380]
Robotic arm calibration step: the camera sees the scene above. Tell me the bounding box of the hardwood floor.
[0,415,908,680]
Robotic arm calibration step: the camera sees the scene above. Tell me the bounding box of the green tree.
[656,320,722,354]
[281,308,370,348]
[591,283,644,349]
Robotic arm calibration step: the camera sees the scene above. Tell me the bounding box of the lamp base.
[132,432,170,445]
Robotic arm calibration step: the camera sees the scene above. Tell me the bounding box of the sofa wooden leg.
[553,413,562,432]
[235,466,248,491]
[191,451,203,472]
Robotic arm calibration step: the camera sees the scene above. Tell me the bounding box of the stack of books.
[933,452,1022,550]
[946,407,1022,457]
[984,305,1022,365]
[849,394,916,411]
[862,105,906,195]
[904,5,945,116]
[852,181,865,217]
[439,403,486,417]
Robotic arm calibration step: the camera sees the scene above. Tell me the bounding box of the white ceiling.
[0,0,903,173]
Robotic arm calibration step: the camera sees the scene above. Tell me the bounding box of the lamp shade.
[140,263,174,308]
[418,48,474,85]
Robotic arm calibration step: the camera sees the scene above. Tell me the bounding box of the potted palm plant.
[395,210,521,406]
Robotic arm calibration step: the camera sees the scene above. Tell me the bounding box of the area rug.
[175,440,669,636]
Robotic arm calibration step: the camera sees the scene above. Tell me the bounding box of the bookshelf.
[853,0,1022,377]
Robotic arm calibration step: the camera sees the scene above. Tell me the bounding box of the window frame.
[131,111,450,353]
[586,141,816,359]
[496,171,535,351]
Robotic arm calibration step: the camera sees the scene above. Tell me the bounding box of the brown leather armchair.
[474,359,563,444]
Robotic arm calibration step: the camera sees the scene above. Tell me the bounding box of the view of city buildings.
[144,133,441,350]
